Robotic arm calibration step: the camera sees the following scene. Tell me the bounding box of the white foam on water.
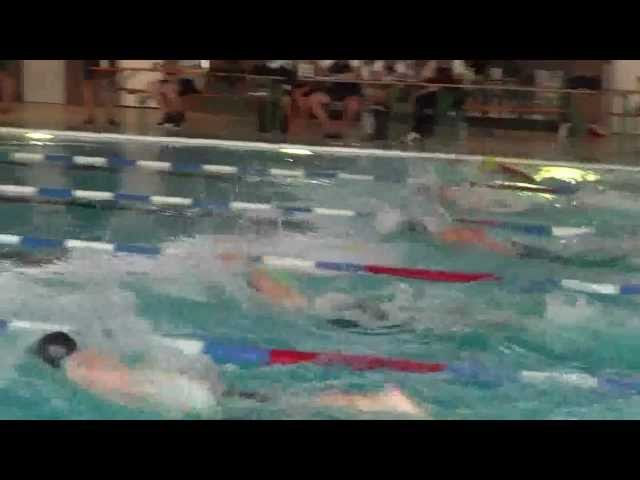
[374,208,408,235]
[575,186,640,212]
[442,185,547,213]
[10,232,403,316]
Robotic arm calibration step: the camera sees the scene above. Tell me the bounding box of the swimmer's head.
[30,331,78,368]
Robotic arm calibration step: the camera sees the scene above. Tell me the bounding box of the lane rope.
[0,232,499,283]
[4,318,640,394]
[0,183,362,218]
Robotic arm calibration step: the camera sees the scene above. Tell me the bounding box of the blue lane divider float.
[0,184,592,237]
[0,184,363,218]
[0,232,496,283]
[3,318,640,395]
[0,150,384,183]
[0,231,637,295]
[0,233,162,256]
[454,218,594,238]
[0,150,581,193]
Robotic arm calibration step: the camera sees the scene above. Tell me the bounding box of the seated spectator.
[308,60,363,139]
[82,60,118,126]
[286,61,326,132]
[405,61,466,143]
[0,60,17,114]
[149,60,204,128]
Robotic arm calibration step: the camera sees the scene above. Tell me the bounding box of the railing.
[90,65,640,143]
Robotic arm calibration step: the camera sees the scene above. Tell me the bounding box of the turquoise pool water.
[1,131,640,419]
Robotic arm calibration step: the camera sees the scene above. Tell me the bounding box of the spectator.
[149,60,204,128]
[308,60,363,139]
[404,61,467,143]
[0,60,17,114]
[82,60,119,126]
[250,61,297,133]
[361,60,413,140]
[289,60,323,130]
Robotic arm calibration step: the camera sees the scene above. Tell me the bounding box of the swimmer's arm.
[216,251,309,309]
[247,268,309,310]
[435,226,518,256]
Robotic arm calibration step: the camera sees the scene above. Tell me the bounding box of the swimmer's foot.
[371,385,425,416]
[316,385,426,417]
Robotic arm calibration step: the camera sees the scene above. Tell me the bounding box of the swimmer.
[375,203,627,268]
[30,331,426,417]
[219,252,394,325]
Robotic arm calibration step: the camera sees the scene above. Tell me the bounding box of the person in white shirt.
[308,60,363,139]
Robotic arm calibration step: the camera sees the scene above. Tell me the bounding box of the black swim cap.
[31,331,78,368]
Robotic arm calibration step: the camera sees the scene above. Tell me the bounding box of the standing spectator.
[82,60,118,126]
[308,60,363,139]
[0,60,16,114]
[82,60,119,126]
[404,60,438,142]
[404,61,467,143]
[149,60,204,128]
[250,61,297,134]
[361,60,413,140]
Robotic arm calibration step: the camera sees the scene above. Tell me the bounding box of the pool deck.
[1,103,639,168]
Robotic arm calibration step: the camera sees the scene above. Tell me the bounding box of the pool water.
[1,131,640,419]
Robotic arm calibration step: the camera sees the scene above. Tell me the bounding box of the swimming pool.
[2,128,640,419]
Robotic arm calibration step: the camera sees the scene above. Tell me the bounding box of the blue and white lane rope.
[0,151,580,193]
[0,184,361,218]
[454,218,594,238]
[0,151,380,182]
[4,318,640,395]
[0,233,496,283]
[0,232,636,295]
[0,184,590,237]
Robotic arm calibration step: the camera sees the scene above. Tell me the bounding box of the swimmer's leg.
[222,389,271,403]
[515,242,628,268]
